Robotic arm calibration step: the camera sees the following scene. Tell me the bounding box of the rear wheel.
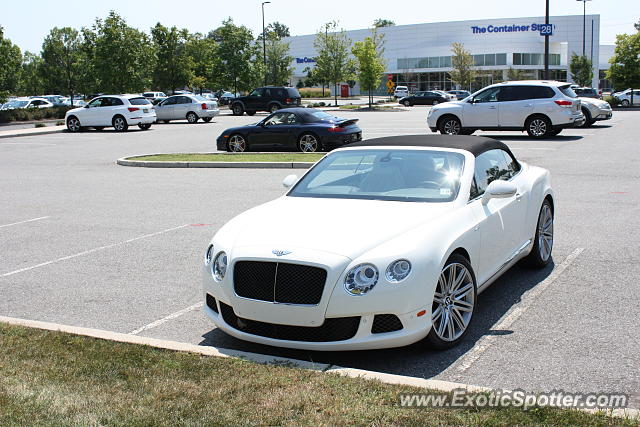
[438,116,461,135]
[423,254,477,350]
[187,112,198,123]
[66,116,81,132]
[113,115,128,132]
[138,124,151,130]
[228,134,247,152]
[403,100,411,107]
[525,115,551,138]
[231,104,244,116]
[298,133,320,152]
[269,104,280,113]
[203,117,212,123]
[523,200,554,268]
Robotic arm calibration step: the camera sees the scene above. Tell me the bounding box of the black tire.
[246,110,256,116]
[438,115,462,135]
[525,115,551,138]
[231,103,244,116]
[112,115,128,132]
[403,100,411,107]
[187,112,199,124]
[621,99,629,107]
[423,253,477,350]
[580,108,593,128]
[523,199,554,268]
[202,117,212,123]
[297,133,320,152]
[66,116,82,132]
[93,126,104,131]
[432,100,439,105]
[138,124,151,130]
[269,103,280,113]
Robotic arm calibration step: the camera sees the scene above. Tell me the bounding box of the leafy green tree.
[352,28,386,108]
[569,53,594,87]
[314,22,353,106]
[373,19,395,28]
[19,52,45,95]
[0,26,23,101]
[88,11,153,94]
[209,18,261,94]
[258,22,290,40]
[151,24,193,93]
[41,27,83,103]
[607,31,640,104]
[506,67,525,81]
[449,42,475,90]
[260,35,293,86]
[185,34,220,93]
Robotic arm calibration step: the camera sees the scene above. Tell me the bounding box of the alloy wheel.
[298,134,318,152]
[228,135,246,152]
[432,263,475,342]
[187,112,198,123]
[67,118,80,132]
[433,100,439,105]
[114,117,125,131]
[537,203,554,261]
[529,119,547,137]
[403,100,411,107]
[443,119,460,135]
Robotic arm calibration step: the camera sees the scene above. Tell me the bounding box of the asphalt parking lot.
[1,107,638,404]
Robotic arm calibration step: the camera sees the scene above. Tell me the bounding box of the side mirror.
[282,174,298,188]
[481,180,517,205]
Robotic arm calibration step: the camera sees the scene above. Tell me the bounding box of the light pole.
[544,0,549,80]
[576,0,591,56]
[262,1,271,86]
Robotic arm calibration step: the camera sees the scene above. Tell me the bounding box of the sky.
[2,0,638,53]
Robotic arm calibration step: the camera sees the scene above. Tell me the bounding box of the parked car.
[447,90,471,100]
[61,97,87,107]
[65,95,156,132]
[34,95,66,106]
[613,89,640,107]
[398,91,450,106]
[576,96,612,127]
[230,86,302,116]
[393,85,409,98]
[202,134,554,350]
[427,81,585,138]
[217,91,238,106]
[154,94,219,124]
[217,108,361,152]
[143,91,167,102]
[3,97,54,109]
[572,87,600,99]
[433,90,456,100]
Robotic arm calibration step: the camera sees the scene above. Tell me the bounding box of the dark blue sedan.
[216,108,362,152]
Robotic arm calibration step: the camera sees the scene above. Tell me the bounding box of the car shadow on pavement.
[481,134,583,142]
[199,260,556,379]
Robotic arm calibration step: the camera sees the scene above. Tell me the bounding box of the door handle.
[524,104,533,107]
[516,192,523,201]
[488,106,497,109]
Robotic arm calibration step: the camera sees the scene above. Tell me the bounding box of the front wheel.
[269,104,280,113]
[432,100,439,105]
[523,200,554,268]
[187,112,198,124]
[203,117,212,123]
[438,116,462,135]
[66,116,81,132]
[525,116,551,138]
[423,254,477,350]
[228,134,247,152]
[621,99,629,107]
[113,115,128,132]
[138,124,151,130]
[231,104,244,116]
[403,100,411,107]
[298,133,320,152]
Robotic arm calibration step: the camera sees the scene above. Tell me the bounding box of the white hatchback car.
[154,94,219,124]
[65,95,156,132]
[202,135,554,351]
[427,81,585,138]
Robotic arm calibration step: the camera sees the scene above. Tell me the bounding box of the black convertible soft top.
[346,135,515,158]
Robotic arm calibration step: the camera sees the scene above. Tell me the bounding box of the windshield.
[289,149,465,202]
[128,97,152,105]
[308,111,337,121]
[5,100,29,108]
[559,85,577,98]
[192,95,208,101]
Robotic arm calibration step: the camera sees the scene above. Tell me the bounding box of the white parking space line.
[0,216,49,229]
[0,224,189,278]
[447,247,585,377]
[129,301,204,335]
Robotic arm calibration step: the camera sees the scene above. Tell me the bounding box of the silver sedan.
[155,95,220,124]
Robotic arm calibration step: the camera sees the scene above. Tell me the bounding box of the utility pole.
[544,0,549,80]
[261,1,271,86]
[576,0,591,56]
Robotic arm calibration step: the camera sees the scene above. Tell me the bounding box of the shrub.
[0,106,74,124]
[56,120,64,126]
[298,88,331,98]
[34,123,46,128]
[603,95,621,108]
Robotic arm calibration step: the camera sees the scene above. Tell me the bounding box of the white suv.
[427,81,585,138]
[65,95,157,132]
[394,86,409,98]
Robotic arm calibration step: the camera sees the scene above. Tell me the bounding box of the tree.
[569,53,594,87]
[449,42,475,91]
[151,24,193,93]
[260,35,294,86]
[314,22,353,106]
[209,18,261,94]
[373,19,395,28]
[19,52,45,95]
[0,26,22,101]
[607,31,640,104]
[41,27,83,103]
[352,28,386,108]
[185,34,220,93]
[87,11,154,94]
[506,67,526,81]
[258,22,291,40]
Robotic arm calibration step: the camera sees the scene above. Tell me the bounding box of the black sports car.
[216,108,362,152]
[398,91,450,106]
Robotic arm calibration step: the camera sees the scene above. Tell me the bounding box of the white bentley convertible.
[202,135,554,350]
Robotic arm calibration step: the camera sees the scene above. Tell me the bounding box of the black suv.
[230,87,302,116]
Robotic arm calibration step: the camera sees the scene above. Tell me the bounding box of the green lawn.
[128,153,324,162]
[0,323,633,426]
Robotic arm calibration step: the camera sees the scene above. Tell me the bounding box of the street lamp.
[576,0,591,56]
[262,1,271,86]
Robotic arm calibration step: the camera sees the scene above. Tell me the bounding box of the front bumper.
[594,110,613,121]
[216,136,228,151]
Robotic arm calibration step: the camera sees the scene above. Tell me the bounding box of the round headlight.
[204,244,214,265]
[212,251,227,282]
[344,263,379,296]
[385,259,412,283]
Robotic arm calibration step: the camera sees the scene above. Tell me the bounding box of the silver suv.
[427,81,585,138]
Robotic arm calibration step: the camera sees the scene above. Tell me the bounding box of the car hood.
[579,97,608,108]
[66,106,84,115]
[431,101,464,111]
[217,196,455,259]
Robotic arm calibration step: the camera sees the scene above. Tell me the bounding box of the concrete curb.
[0,125,66,139]
[0,315,638,419]
[117,156,315,169]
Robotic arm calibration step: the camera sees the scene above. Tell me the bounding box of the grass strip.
[128,153,324,163]
[0,323,633,426]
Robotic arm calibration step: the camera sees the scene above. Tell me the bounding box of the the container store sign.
[471,23,555,35]
[296,57,316,63]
